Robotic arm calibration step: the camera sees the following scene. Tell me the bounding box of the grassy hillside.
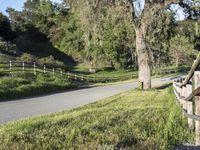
[0,87,194,150]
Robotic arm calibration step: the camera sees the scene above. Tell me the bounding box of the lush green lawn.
[0,72,76,101]
[0,87,194,150]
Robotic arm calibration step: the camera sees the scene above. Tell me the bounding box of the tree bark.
[135,23,151,89]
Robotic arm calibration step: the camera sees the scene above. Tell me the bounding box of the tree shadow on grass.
[114,137,137,150]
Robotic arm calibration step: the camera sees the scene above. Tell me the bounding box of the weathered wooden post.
[194,70,200,145]
[186,83,194,129]
[180,86,184,107]
[33,62,36,75]
[183,86,187,110]
[178,79,183,105]
[177,80,181,98]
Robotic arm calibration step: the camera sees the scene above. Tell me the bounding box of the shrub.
[19,53,36,63]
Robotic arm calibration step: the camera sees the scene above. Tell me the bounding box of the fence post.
[60,69,62,76]
[53,67,54,75]
[22,61,25,72]
[186,83,194,129]
[194,70,200,145]
[33,62,36,75]
[9,61,12,74]
[68,72,70,79]
[44,65,46,73]
[184,86,188,111]
[75,74,77,80]
[81,75,84,81]
[180,86,184,107]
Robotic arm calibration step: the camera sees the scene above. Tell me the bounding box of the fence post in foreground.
[186,83,194,129]
[183,86,187,110]
[180,86,184,107]
[194,70,200,145]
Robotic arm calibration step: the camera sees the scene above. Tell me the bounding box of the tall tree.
[129,0,199,89]
[66,0,199,89]
[66,0,135,69]
[0,12,14,41]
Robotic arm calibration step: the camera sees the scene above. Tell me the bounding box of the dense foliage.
[0,0,199,70]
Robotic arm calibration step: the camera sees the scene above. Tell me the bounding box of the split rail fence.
[173,53,200,145]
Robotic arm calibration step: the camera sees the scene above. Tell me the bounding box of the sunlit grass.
[0,87,194,150]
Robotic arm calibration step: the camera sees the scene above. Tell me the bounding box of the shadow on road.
[155,83,172,90]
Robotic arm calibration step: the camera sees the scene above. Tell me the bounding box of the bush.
[18,53,36,63]
[38,55,64,66]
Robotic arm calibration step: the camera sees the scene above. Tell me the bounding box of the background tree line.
[0,0,199,71]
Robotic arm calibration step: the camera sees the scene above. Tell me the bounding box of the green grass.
[71,64,189,82]
[88,68,137,79]
[0,72,76,101]
[0,63,187,100]
[0,87,194,150]
[71,65,137,79]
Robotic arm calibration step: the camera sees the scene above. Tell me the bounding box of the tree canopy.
[0,0,199,73]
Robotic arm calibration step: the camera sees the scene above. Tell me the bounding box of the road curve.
[0,75,182,125]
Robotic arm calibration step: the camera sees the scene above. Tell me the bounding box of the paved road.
[0,75,182,125]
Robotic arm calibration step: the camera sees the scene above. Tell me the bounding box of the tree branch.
[94,0,101,10]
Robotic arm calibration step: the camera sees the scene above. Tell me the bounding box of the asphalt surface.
[0,75,182,125]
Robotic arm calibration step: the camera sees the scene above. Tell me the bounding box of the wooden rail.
[173,53,200,145]
[0,61,137,83]
[0,61,180,83]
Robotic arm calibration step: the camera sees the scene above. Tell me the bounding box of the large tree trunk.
[135,23,151,89]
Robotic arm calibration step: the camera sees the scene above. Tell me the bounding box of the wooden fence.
[0,60,188,84]
[173,53,200,145]
[0,61,137,83]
